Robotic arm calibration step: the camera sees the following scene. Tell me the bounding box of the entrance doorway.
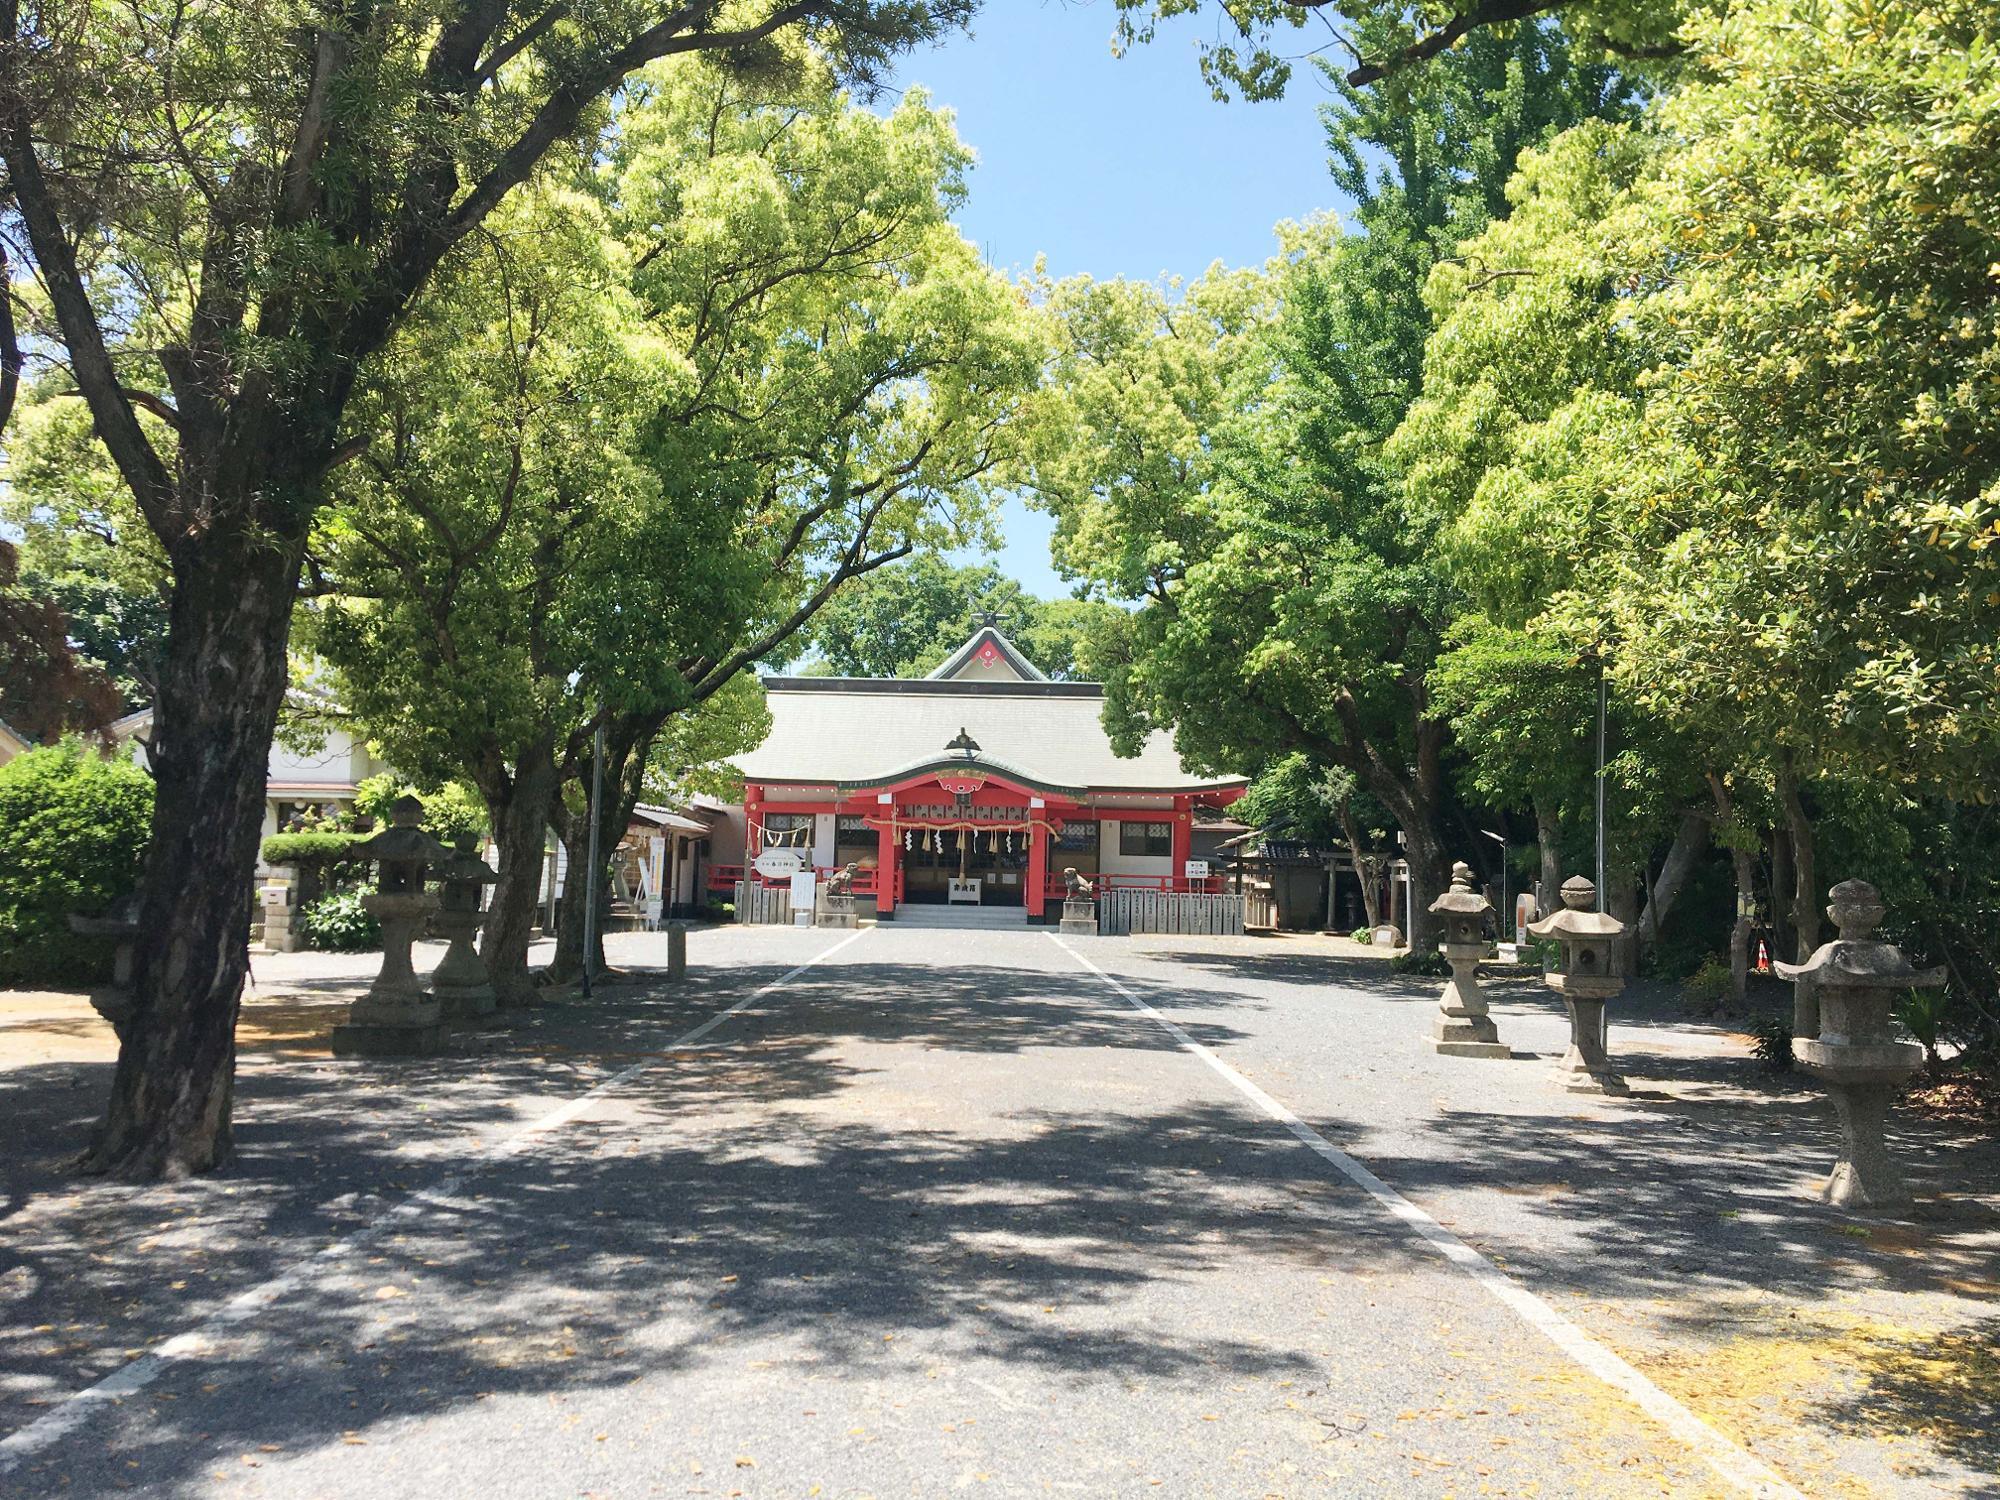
[901,826,1030,906]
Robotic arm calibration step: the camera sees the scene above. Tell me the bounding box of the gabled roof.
[733,675,1245,796]
[924,624,1047,683]
[0,717,32,754]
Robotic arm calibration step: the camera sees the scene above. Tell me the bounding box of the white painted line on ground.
[1049,934,1804,1500]
[0,927,871,1474]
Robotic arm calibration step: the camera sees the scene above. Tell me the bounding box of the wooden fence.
[733,881,793,926]
[1098,889,1247,936]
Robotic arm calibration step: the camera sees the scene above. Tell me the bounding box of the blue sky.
[887,1,1350,598]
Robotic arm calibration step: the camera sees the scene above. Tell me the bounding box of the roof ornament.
[946,727,981,759]
[973,607,1001,629]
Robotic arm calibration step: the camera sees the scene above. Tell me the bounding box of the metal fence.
[1099,889,1247,936]
[733,881,793,925]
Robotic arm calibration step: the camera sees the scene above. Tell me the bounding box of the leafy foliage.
[0,742,154,982]
[296,890,382,954]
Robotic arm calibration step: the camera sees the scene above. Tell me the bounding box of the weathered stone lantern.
[1776,880,1939,1210]
[428,833,499,1020]
[1526,876,1627,1094]
[1428,862,1508,1058]
[69,893,142,1043]
[331,796,452,1057]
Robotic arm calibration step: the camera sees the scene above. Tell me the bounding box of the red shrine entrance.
[742,764,1226,921]
[718,621,1248,923]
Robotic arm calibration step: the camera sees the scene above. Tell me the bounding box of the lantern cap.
[1526,876,1624,940]
[1774,881,1945,988]
[1427,861,1491,917]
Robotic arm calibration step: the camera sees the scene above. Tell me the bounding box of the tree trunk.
[80,535,302,1179]
[479,744,560,1008]
[1706,773,1755,1005]
[1334,796,1381,930]
[1533,796,1564,918]
[1770,821,1794,963]
[550,722,648,986]
[1637,810,1711,955]
[1399,821,1452,955]
[1607,866,1642,977]
[1776,755,1823,1037]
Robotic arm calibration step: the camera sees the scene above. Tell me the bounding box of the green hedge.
[0,742,153,985]
[261,830,363,866]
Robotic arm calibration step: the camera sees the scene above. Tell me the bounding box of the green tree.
[1033,21,1632,948]
[303,59,1038,991]
[2,2,973,1175]
[1110,0,1697,92]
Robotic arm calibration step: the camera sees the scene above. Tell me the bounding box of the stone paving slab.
[0,925,1993,1499]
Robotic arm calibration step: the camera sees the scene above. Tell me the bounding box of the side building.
[713,623,1247,924]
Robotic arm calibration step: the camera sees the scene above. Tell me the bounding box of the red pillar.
[1171,798,1192,891]
[876,817,899,920]
[1027,816,1050,919]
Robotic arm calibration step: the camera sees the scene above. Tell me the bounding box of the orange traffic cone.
[1755,937,1771,974]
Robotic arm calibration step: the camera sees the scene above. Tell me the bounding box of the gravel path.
[0,925,1993,1499]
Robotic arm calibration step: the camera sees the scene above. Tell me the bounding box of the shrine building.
[714,622,1248,923]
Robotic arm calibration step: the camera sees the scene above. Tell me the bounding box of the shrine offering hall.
[718,624,1248,923]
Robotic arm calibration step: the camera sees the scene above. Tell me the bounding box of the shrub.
[297,888,382,952]
[0,741,153,984]
[1749,1015,1794,1074]
[1896,987,1951,1073]
[1390,947,1451,978]
[1680,952,1733,1014]
[1349,927,1371,944]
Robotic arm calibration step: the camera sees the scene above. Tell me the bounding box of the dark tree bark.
[1706,772,1756,1005]
[1776,753,1823,1036]
[550,721,650,986]
[1533,795,1564,917]
[476,741,561,1009]
[1637,809,1711,955]
[79,531,304,1177]
[1333,794,1381,930]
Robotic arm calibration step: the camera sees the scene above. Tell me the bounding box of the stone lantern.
[428,833,499,1020]
[1776,880,1940,1210]
[1526,876,1627,1094]
[1428,862,1508,1059]
[331,796,452,1057]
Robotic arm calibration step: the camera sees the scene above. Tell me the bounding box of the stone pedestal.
[428,906,497,1021]
[1434,942,1508,1058]
[332,891,447,1057]
[1778,880,1937,1211]
[1795,1053,1918,1209]
[1528,877,1628,1095]
[816,893,858,929]
[1428,864,1507,1058]
[1059,898,1097,936]
[1548,975,1628,1094]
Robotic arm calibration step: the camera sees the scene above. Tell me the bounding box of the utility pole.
[1595,668,1608,913]
[583,709,606,1002]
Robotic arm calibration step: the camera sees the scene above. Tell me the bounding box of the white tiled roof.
[733,679,1244,793]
